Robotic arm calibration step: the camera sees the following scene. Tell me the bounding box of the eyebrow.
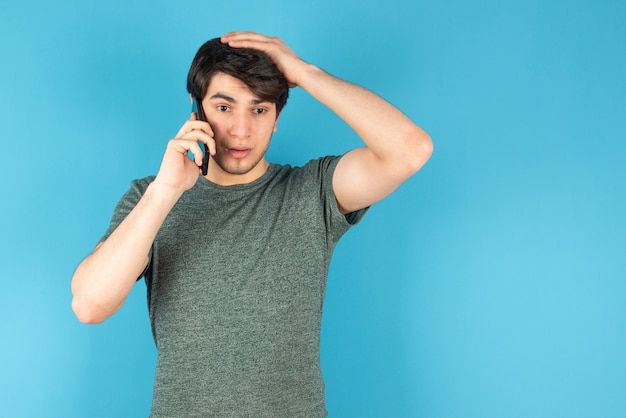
[208,92,268,105]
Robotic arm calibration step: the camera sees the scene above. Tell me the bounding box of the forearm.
[71,182,182,324]
[297,64,432,166]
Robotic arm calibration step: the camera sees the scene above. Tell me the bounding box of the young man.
[71,32,432,417]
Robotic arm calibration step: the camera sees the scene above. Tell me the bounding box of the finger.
[221,32,279,49]
[173,113,200,137]
[221,31,271,41]
[179,130,216,156]
[168,138,205,166]
[189,144,205,166]
[174,119,214,139]
[185,141,209,167]
[193,120,214,137]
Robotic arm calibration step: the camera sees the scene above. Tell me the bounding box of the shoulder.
[274,156,342,181]
[128,175,156,193]
[114,175,156,208]
[302,155,342,172]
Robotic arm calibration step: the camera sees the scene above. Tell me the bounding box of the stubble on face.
[210,137,272,176]
[201,72,280,185]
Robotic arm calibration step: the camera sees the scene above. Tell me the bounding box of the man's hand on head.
[220,31,310,88]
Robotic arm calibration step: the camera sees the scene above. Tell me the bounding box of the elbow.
[71,257,114,324]
[417,132,434,166]
[72,296,108,324]
[72,297,105,325]
[404,128,433,175]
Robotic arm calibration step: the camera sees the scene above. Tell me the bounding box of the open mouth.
[228,147,251,159]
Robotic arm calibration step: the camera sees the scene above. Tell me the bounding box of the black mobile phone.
[192,97,210,176]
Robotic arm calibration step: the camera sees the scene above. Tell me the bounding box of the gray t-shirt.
[102,156,366,417]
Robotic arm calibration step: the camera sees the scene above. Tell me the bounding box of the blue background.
[1,0,625,416]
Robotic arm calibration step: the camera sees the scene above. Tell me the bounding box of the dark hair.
[186,38,289,114]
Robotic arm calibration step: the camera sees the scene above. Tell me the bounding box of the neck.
[205,159,270,186]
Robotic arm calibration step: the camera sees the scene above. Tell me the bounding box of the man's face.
[202,72,279,184]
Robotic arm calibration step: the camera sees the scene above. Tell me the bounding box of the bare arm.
[71,114,215,324]
[296,67,433,213]
[222,32,433,213]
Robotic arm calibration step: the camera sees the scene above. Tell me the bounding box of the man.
[71,32,432,417]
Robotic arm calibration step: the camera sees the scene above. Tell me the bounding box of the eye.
[216,105,229,112]
[253,108,267,115]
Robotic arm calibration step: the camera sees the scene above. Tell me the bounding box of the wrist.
[146,179,185,208]
[293,64,330,91]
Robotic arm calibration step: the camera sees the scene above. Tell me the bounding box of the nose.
[229,112,251,138]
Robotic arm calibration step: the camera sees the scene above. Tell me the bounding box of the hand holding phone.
[192,97,210,176]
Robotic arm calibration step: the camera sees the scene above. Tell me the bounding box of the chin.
[215,155,264,176]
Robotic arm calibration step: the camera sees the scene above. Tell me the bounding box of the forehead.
[206,72,257,99]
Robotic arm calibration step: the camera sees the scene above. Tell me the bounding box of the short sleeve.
[307,156,369,244]
[98,176,155,279]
